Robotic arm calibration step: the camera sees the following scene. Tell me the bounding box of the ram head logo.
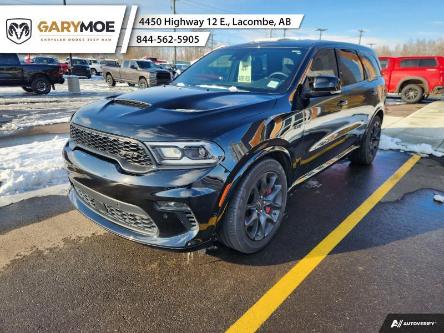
[6,18,32,44]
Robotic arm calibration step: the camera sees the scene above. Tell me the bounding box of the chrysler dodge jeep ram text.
[64,40,385,253]
[379,55,444,103]
[0,53,65,94]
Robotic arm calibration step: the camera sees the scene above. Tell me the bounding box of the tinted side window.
[122,60,129,68]
[419,58,437,67]
[307,48,338,78]
[400,59,419,68]
[379,59,388,69]
[0,54,19,65]
[337,49,365,86]
[360,54,380,80]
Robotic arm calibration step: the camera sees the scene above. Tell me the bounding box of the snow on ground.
[379,134,444,157]
[0,135,69,198]
[0,78,136,136]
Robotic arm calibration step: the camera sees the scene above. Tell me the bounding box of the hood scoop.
[111,98,151,109]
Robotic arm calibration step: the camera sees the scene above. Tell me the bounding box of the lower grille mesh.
[74,185,158,236]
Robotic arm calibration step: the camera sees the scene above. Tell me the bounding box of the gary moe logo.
[6,18,32,44]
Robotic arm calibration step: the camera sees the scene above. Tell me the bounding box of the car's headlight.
[145,141,224,166]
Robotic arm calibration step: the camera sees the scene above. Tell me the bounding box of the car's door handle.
[337,99,348,107]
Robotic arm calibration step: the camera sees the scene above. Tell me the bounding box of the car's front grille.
[74,183,158,236]
[156,72,171,83]
[70,123,154,173]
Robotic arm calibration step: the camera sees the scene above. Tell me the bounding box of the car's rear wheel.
[91,68,97,76]
[218,159,287,254]
[350,115,382,165]
[106,73,116,87]
[31,77,51,95]
[22,86,33,93]
[400,84,423,104]
[138,77,148,89]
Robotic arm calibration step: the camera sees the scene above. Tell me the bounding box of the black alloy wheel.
[218,158,287,254]
[31,77,51,95]
[350,115,382,165]
[244,172,283,241]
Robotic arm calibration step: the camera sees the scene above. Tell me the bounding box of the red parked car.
[379,56,444,103]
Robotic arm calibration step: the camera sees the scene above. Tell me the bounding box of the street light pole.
[172,0,177,65]
[315,28,327,40]
[63,0,73,73]
[358,29,365,45]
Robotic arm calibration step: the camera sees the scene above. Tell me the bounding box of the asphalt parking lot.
[1,150,443,332]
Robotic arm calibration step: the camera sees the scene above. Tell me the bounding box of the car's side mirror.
[307,75,341,97]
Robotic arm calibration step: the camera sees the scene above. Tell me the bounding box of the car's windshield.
[34,57,58,64]
[73,59,88,65]
[102,60,119,66]
[137,61,153,69]
[173,47,307,93]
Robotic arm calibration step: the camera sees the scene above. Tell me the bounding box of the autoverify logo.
[6,18,32,44]
[381,314,443,332]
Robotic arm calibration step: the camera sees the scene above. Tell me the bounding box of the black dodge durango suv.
[64,40,385,253]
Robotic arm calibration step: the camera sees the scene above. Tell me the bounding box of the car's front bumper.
[63,142,229,249]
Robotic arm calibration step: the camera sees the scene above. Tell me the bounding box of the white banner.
[0,5,126,53]
[135,14,304,29]
[129,31,210,47]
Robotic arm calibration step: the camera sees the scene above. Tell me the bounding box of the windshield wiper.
[196,84,249,92]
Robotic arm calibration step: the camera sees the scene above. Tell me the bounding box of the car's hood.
[141,68,171,74]
[72,85,278,141]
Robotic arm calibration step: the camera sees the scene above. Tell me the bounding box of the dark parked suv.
[64,40,385,253]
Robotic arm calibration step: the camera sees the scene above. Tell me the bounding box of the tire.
[31,76,51,95]
[21,86,33,93]
[91,68,97,76]
[400,84,423,104]
[128,83,136,87]
[138,77,148,89]
[106,73,116,87]
[218,158,288,254]
[350,115,382,165]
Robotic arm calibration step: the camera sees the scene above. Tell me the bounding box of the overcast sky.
[3,0,444,47]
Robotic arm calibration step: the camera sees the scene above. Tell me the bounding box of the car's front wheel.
[138,77,148,89]
[106,73,116,87]
[219,158,287,254]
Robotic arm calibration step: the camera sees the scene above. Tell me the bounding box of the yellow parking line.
[226,154,421,333]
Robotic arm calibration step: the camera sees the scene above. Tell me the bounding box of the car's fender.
[215,143,292,217]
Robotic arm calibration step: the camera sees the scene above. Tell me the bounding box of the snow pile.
[0,135,69,196]
[433,194,444,204]
[0,113,71,135]
[379,135,444,157]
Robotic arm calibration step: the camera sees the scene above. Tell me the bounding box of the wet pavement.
[0,151,443,332]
